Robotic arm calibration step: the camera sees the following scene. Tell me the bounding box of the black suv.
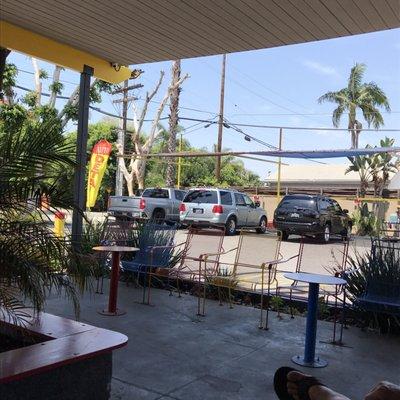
[273,194,352,242]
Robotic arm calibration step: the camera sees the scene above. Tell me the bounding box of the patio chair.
[381,214,400,238]
[168,226,226,315]
[202,229,300,329]
[277,236,350,318]
[356,281,400,317]
[121,222,178,304]
[94,219,137,294]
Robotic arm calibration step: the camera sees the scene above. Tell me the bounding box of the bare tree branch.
[49,65,62,108]
[58,78,98,129]
[143,73,189,153]
[31,58,42,106]
[135,71,165,140]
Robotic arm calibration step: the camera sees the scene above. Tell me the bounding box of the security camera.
[110,62,121,71]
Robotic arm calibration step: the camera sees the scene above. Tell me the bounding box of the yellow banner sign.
[86,140,112,208]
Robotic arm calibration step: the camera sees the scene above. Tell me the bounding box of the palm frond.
[0,104,93,325]
[360,82,391,112]
[317,89,349,105]
[347,63,366,94]
[332,104,345,127]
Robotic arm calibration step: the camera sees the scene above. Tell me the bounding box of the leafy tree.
[369,137,398,197]
[0,47,11,101]
[146,131,260,188]
[346,155,373,197]
[346,137,398,197]
[116,71,188,192]
[0,103,94,324]
[319,63,390,148]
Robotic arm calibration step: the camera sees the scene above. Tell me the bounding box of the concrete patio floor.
[44,282,400,400]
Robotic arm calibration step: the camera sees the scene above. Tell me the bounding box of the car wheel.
[256,216,267,234]
[319,224,331,243]
[225,217,237,236]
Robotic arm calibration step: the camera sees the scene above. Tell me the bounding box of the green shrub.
[351,203,381,236]
[270,295,284,312]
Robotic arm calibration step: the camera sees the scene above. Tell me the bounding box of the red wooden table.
[93,245,139,316]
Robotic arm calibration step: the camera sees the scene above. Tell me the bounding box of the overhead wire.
[223,117,327,165]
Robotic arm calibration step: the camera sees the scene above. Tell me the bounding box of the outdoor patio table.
[283,272,346,368]
[93,245,139,316]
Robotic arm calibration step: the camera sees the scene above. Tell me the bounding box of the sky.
[8,27,400,180]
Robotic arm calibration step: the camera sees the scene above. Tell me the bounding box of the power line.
[230,111,398,116]
[223,117,327,165]
[17,68,78,86]
[228,63,316,114]
[176,117,400,132]
[136,97,218,115]
[200,58,323,126]
[13,85,400,132]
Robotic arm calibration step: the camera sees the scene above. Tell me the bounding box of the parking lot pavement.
[175,230,370,292]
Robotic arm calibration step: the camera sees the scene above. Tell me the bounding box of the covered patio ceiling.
[1,0,399,68]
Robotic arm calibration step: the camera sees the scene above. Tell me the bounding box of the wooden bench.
[0,312,127,399]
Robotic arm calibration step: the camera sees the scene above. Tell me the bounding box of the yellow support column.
[277,128,283,202]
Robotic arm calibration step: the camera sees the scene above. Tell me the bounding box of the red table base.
[98,308,126,316]
[98,251,124,316]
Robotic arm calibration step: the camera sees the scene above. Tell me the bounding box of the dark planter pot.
[0,312,127,400]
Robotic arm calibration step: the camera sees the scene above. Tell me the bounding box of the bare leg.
[287,371,351,400]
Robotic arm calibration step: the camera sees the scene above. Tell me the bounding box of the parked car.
[273,194,352,242]
[179,188,268,235]
[108,188,186,222]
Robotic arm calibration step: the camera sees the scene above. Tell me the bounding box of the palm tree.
[346,137,398,197]
[166,60,181,187]
[318,63,390,148]
[345,155,373,197]
[0,104,94,325]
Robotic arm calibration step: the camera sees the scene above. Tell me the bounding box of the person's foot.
[286,370,351,400]
[364,381,400,400]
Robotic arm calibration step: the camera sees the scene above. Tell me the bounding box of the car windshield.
[183,190,218,204]
[278,196,317,210]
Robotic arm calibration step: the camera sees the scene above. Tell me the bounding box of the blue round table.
[284,272,346,368]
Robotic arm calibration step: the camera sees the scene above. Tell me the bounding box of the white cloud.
[302,60,339,77]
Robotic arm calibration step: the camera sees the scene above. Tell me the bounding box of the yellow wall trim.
[0,21,131,83]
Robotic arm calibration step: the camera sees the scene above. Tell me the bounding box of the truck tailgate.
[108,196,141,217]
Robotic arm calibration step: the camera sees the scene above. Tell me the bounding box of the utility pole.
[215,54,226,182]
[276,128,283,202]
[112,81,143,195]
[115,79,128,196]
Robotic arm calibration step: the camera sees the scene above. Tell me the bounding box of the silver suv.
[179,188,268,235]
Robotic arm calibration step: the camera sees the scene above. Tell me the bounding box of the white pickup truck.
[108,188,186,222]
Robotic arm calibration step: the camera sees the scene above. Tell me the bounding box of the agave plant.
[0,104,94,325]
[343,241,400,332]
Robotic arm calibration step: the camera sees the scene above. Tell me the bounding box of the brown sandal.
[274,367,325,400]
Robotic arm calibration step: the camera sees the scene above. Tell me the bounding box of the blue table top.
[283,272,346,286]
